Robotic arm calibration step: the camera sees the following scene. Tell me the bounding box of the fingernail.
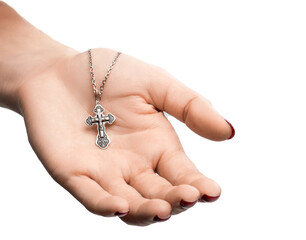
[225,120,235,140]
[200,195,220,203]
[153,215,171,222]
[180,200,197,209]
[115,211,129,217]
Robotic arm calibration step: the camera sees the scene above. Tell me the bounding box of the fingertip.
[185,102,234,141]
[94,195,129,217]
[114,210,130,218]
[200,179,221,203]
[212,181,222,197]
[206,118,234,141]
[112,195,130,214]
[175,184,201,202]
[200,194,221,203]
[146,199,172,220]
[209,118,235,141]
[153,215,171,222]
[202,178,221,197]
[225,119,235,140]
[190,176,221,202]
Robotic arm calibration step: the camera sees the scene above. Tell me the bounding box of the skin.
[0,2,233,226]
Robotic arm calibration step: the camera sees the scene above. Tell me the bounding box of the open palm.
[19,48,233,226]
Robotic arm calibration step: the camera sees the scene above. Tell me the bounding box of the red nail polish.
[115,211,129,217]
[200,195,220,203]
[225,120,235,140]
[153,215,171,222]
[180,200,197,209]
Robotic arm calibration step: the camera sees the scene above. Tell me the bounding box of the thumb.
[148,67,235,141]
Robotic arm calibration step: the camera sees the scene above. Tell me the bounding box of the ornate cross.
[85,104,115,149]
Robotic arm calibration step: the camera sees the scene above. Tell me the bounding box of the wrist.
[0,68,21,114]
[0,51,77,115]
[0,2,78,114]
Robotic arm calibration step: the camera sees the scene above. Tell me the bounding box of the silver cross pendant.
[85,104,115,149]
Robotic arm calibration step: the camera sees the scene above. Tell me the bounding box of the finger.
[156,150,221,202]
[129,170,200,213]
[64,175,129,217]
[149,68,234,141]
[101,178,172,225]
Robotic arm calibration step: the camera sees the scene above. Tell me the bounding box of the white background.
[0,0,305,239]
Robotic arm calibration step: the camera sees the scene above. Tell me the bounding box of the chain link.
[88,49,121,104]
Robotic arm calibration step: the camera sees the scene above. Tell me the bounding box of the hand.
[18,48,234,226]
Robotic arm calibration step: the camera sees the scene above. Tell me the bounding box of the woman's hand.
[18,48,234,226]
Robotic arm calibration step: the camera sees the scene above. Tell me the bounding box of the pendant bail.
[94,90,101,104]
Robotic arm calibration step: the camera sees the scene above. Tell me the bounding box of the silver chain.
[88,49,121,104]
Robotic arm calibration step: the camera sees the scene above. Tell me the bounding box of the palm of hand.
[19,48,232,226]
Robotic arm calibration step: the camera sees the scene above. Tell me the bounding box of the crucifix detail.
[85,104,115,149]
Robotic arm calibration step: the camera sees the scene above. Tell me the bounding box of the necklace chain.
[88,49,121,104]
